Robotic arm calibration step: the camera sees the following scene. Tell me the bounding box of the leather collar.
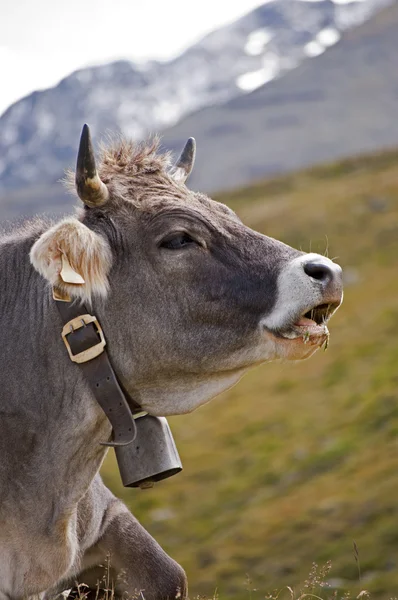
[55,299,141,447]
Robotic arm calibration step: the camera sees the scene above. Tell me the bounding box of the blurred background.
[1,0,398,597]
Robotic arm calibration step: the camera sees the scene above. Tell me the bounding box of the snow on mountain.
[0,0,391,194]
[162,1,398,193]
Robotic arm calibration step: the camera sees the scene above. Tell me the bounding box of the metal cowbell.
[115,415,183,489]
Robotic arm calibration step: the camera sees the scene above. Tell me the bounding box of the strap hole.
[119,402,122,406]
[109,408,112,412]
[128,428,132,431]
[106,376,110,381]
[96,383,99,388]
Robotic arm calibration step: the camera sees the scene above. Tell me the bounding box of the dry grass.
[99,148,398,599]
[67,554,134,600]
[69,558,374,600]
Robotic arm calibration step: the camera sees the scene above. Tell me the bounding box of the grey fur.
[0,135,342,599]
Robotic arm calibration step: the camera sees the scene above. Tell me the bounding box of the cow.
[0,125,343,599]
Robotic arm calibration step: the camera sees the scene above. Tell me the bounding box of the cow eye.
[160,233,197,250]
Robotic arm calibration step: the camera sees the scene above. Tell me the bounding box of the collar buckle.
[61,314,106,363]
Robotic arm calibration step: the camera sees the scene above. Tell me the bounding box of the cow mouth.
[276,301,340,346]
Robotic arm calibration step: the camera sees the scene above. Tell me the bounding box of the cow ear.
[30,218,112,303]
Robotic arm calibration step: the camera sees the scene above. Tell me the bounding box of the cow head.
[31,125,343,415]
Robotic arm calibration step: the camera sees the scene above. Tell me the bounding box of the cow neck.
[55,299,142,447]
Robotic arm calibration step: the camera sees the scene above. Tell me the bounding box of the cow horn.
[76,124,109,207]
[171,137,196,183]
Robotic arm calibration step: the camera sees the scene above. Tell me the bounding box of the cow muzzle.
[261,253,343,358]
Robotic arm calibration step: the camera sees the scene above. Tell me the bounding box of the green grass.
[101,148,398,599]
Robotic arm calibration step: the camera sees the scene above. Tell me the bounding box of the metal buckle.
[61,314,106,363]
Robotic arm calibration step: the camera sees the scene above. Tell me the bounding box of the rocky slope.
[0,0,390,200]
[162,1,398,192]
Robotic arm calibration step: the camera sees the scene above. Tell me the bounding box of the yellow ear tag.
[60,254,85,285]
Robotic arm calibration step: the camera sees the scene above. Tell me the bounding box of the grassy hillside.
[101,148,398,599]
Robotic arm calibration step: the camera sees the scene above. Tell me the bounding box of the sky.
[0,0,267,116]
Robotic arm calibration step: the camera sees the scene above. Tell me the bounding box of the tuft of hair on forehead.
[64,135,174,196]
[98,135,173,181]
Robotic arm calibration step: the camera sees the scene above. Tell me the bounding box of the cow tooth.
[282,330,299,339]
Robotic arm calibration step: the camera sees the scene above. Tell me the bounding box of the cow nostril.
[303,261,333,282]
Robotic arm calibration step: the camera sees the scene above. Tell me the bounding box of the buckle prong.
[62,314,106,364]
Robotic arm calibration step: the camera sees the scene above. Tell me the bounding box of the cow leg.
[70,510,187,600]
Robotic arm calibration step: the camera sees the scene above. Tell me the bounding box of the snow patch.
[244,29,273,56]
[237,70,269,92]
[237,54,280,92]
[300,0,365,3]
[332,0,366,4]
[304,40,326,57]
[316,28,341,46]
[304,28,340,58]
[152,101,181,126]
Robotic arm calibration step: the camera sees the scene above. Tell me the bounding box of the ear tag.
[52,286,72,302]
[60,254,85,285]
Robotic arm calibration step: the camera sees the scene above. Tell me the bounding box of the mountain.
[101,146,398,599]
[0,0,390,200]
[162,1,398,192]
